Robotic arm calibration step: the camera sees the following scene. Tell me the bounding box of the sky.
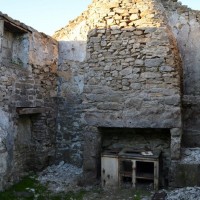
[0,0,199,36]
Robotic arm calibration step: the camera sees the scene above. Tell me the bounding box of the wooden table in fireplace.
[101,148,161,190]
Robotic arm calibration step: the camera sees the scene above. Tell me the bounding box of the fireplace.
[99,128,171,188]
[101,147,161,189]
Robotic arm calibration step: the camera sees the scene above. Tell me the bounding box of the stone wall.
[53,0,182,185]
[163,1,200,148]
[0,14,58,190]
[1,0,200,190]
[53,2,93,166]
[55,60,85,167]
[83,0,182,129]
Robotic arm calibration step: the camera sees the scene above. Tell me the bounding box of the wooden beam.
[3,19,31,34]
[17,107,46,115]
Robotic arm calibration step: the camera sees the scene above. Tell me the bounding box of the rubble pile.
[166,187,200,200]
[37,161,82,192]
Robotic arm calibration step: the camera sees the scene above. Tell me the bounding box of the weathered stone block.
[171,128,182,137]
[141,72,161,79]
[165,95,180,106]
[129,8,139,14]
[97,103,123,110]
[90,37,101,43]
[120,67,132,76]
[135,59,144,66]
[171,129,182,160]
[125,98,143,109]
[145,58,164,67]
[130,14,140,21]
[114,8,126,14]
[173,164,200,187]
[160,65,174,72]
[108,2,119,8]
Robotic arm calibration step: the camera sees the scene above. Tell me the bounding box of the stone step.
[172,148,200,187]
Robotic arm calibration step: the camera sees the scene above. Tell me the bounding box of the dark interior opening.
[120,160,133,187]
[16,112,55,175]
[136,161,154,177]
[136,179,154,190]
[121,160,132,172]
[122,176,132,187]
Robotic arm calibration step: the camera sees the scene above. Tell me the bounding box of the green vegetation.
[132,189,151,200]
[0,176,87,200]
[133,191,142,200]
[0,175,152,200]
[0,175,45,200]
[55,190,87,200]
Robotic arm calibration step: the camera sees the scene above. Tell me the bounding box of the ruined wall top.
[53,0,200,41]
[53,0,183,129]
[0,11,34,33]
[0,11,57,41]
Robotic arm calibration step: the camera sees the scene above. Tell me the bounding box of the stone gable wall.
[83,0,182,128]
[53,0,183,184]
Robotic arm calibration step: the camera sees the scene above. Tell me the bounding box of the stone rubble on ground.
[37,161,82,192]
[166,187,200,200]
[37,161,200,199]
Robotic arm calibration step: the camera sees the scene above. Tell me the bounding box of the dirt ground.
[36,162,200,200]
[82,187,152,200]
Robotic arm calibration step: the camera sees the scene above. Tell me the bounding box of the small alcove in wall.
[15,107,52,175]
[15,114,32,174]
[2,19,30,67]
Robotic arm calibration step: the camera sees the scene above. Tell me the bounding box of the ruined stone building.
[1,0,200,191]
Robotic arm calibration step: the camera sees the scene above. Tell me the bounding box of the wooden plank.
[17,107,46,115]
[132,160,136,188]
[4,19,31,34]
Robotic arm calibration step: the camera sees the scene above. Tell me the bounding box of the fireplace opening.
[99,127,170,188]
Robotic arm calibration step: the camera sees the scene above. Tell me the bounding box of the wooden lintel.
[3,19,31,34]
[17,107,46,115]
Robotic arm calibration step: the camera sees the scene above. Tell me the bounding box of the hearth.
[101,147,161,189]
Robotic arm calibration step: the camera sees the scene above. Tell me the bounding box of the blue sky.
[0,0,92,35]
[0,0,199,36]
